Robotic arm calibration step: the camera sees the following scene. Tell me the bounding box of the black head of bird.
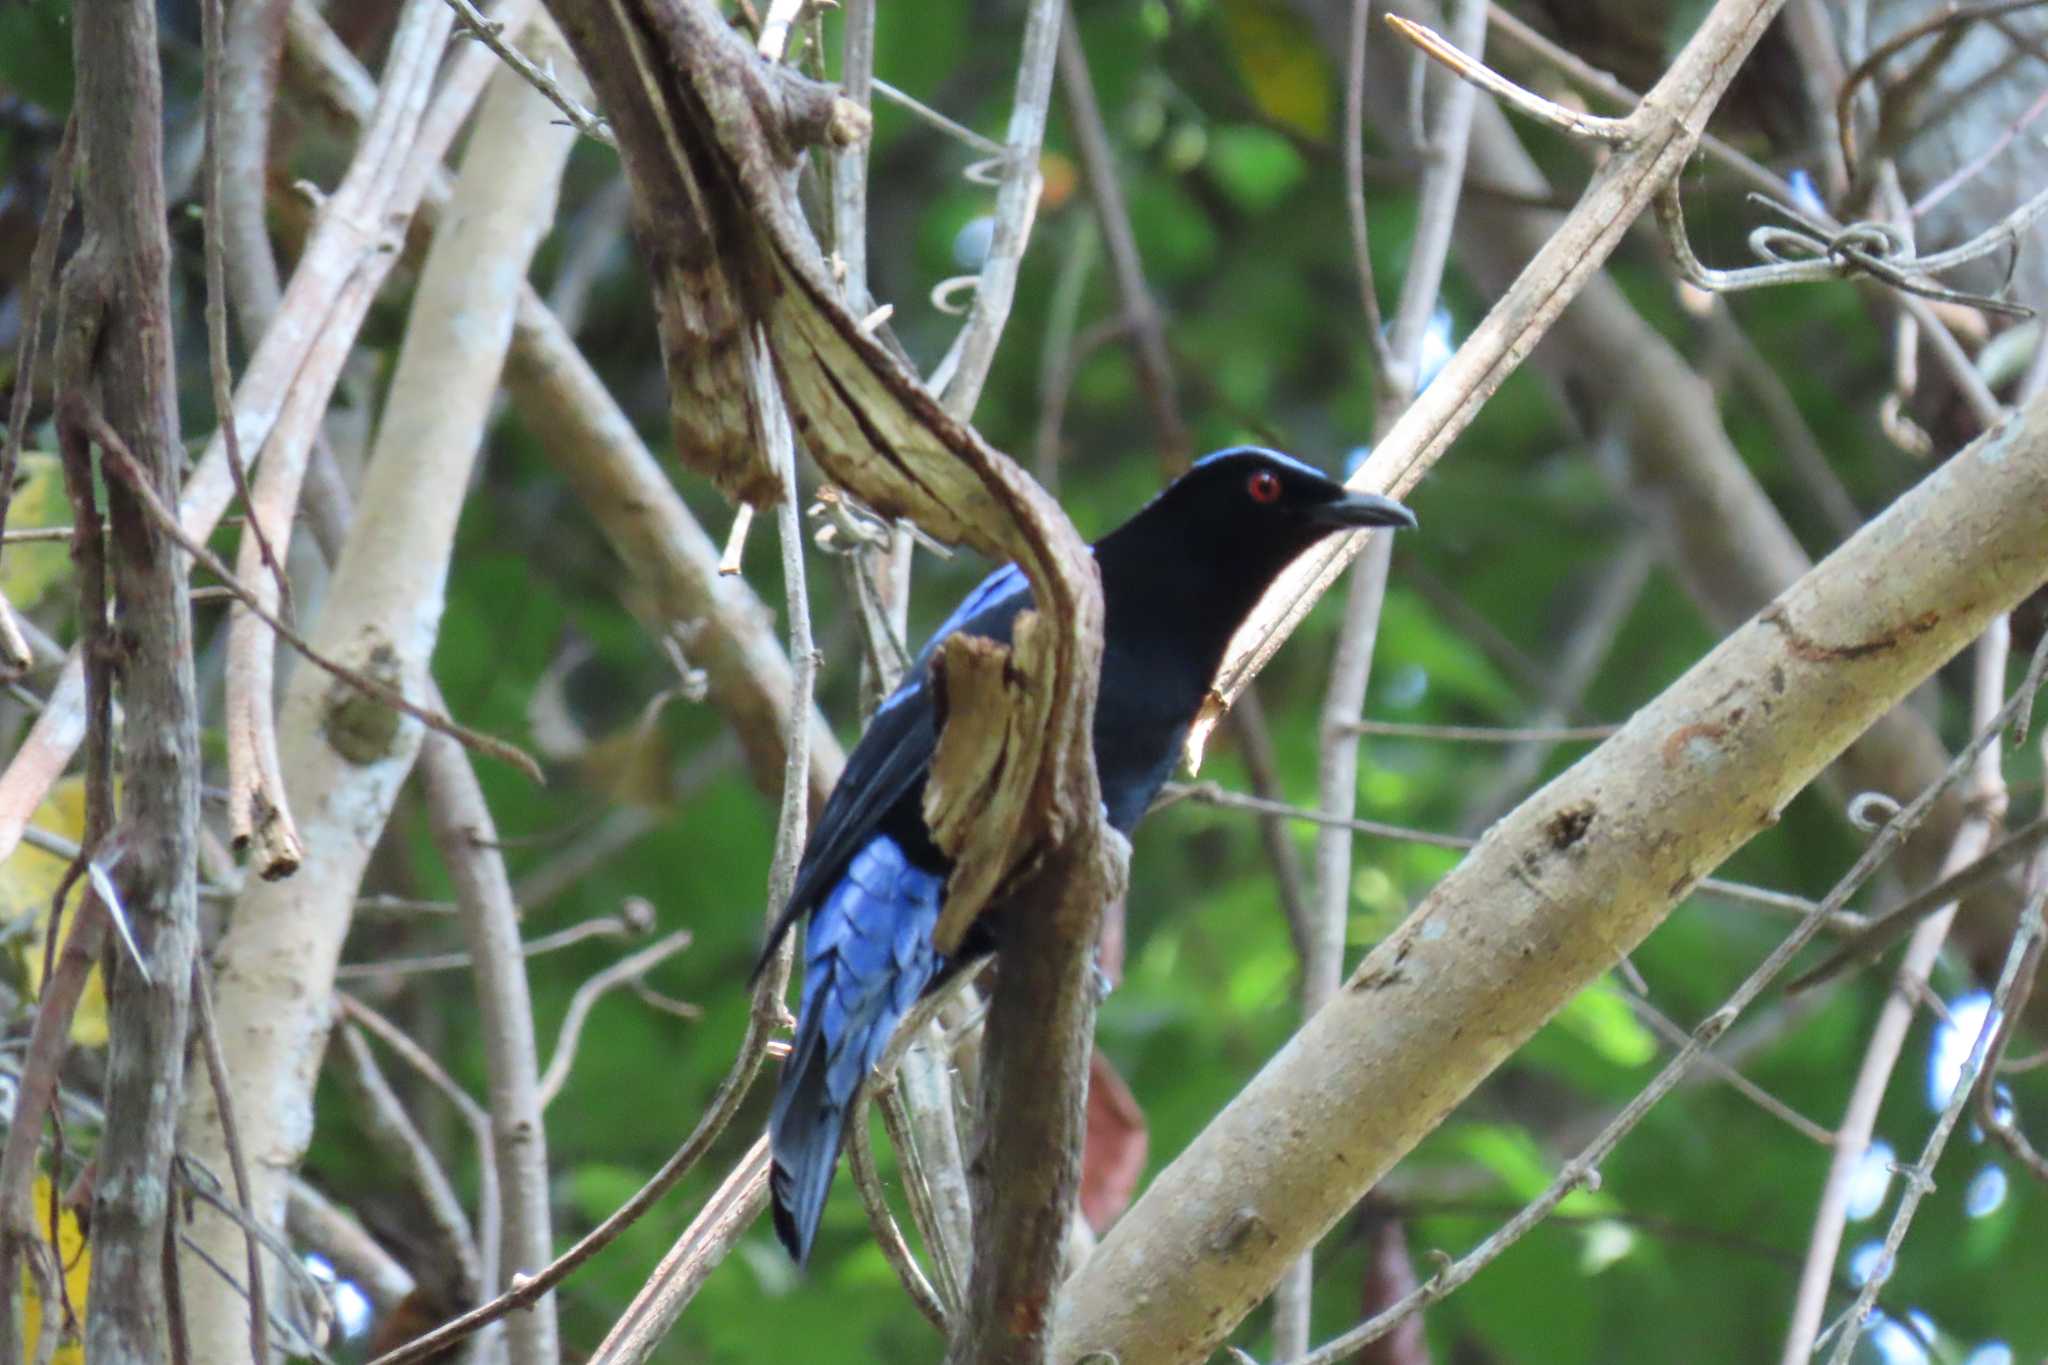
[1092,446,1417,701]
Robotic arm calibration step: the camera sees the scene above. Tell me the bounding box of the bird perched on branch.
[763,447,1417,1263]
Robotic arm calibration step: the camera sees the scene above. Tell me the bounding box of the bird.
[762,446,1417,1263]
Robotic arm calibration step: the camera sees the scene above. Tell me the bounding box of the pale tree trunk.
[177,21,582,1361]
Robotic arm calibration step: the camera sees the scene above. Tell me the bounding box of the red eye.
[1246,470,1282,504]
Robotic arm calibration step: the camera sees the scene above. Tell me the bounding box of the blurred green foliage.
[1,1,2043,1363]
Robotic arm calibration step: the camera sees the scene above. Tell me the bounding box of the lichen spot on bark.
[323,637,407,765]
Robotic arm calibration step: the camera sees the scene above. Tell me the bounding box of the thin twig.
[190,961,270,1365]
[209,0,305,881]
[1279,535,1393,1358]
[1702,303,1865,541]
[1821,862,2044,1363]
[1345,0,1392,374]
[330,1021,485,1342]
[335,907,654,979]
[536,930,694,1106]
[936,0,1063,418]
[872,78,1004,156]
[846,1119,949,1333]
[418,704,564,1365]
[1786,810,2048,990]
[1383,14,1631,144]
[1057,6,1187,467]
[718,504,755,576]
[584,1138,773,1364]
[442,0,613,142]
[1833,0,2048,174]
[1483,4,1780,199]
[1459,542,1652,834]
[369,933,791,1365]
[339,996,504,1324]
[172,1164,331,1359]
[1908,83,2048,220]
[1657,181,2041,317]
[80,405,543,782]
[202,0,292,624]
[855,965,995,1327]
[1622,990,1836,1148]
[1158,780,1862,930]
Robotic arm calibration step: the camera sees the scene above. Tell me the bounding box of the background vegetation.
[1,1,2045,1362]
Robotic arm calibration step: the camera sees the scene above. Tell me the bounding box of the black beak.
[1312,489,1418,531]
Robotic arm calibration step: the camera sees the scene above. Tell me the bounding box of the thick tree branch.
[1054,391,2048,1364]
[1406,53,2028,983]
[56,3,205,1361]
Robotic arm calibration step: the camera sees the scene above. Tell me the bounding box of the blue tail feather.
[769,835,945,1263]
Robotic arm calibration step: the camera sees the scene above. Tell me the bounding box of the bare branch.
[443,0,614,142]
[419,716,567,1365]
[190,964,270,1365]
[1277,601,2044,1365]
[584,1139,773,1364]
[60,1,206,1355]
[935,0,1063,419]
[1788,556,2030,1360]
[331,1020,487,1333]
[368,949,792,1365]
[1344,0,1393,373]
[536,931,694,1106]
[1198,0,1795,756]
[1384,14,1630,143]
[181,14,571,1359]
[86,407,544,782]
[1655,181,2039,317]
[1057,7,1188,467]
[1822,841,2046,1362]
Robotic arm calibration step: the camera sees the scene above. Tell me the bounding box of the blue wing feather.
[761,562,1034,961]
[765,561,1035,1261]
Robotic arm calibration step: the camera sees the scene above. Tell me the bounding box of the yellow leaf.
[0,778,110,1047]
[0,454,73,611]
[20,1174,88,1365]
[1219,0,1332,140]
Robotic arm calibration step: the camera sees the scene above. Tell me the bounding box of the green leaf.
[0,454,73,610]
[1554,976,1659,1069]
[1204,125,1307,215]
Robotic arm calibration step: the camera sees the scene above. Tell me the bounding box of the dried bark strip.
[540,7,1117,1362]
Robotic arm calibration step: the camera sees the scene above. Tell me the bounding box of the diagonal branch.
[1195,0,1793,760]
[1053,386,2048,1364]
